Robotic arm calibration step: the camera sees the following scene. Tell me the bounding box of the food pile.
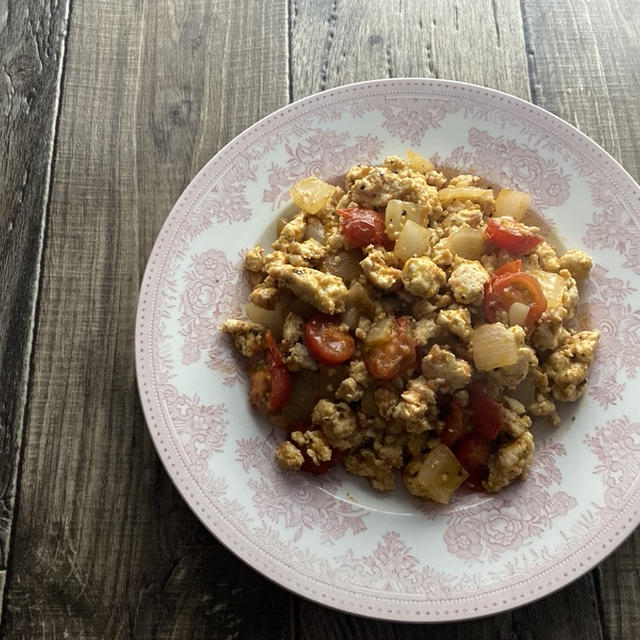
[221,152,599,503]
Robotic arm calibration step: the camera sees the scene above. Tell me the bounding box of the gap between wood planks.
[0,0,74,625]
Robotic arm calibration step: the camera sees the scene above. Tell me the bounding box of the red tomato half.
[364,317,416,380]
[468,384,503,440]
[440,404,470,447]
[484,271,547,328]
[248,331,292,414]
[304,315,355,365]
[485,218,543,255]
[286,421,344,475]
[453,432,492,489]
[338,207,393,249]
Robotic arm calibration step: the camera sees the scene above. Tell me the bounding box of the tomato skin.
[485,218,543,255]
[453,432,492,489]
[338,208,393,249]
[492,259,522,277]
[249,332,292,414]
[286,421,344,475]
[440,404,470,447]
[364,317,417,380]
[304,315,355,365]
[484,271,547,328]
[468,384,503,440]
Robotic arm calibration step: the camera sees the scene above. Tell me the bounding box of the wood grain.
[290,0,531,100]
[0,1,291,638]
[0,0,70,607]
[521,3,640,638]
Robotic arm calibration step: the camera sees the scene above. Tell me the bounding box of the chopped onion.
[344,281,375,317]
[364,317,393,347]
[385,199,430,239]
[471,323,518,371]
[508,302,531,327]
[495,188,532,221]
[512,376,536,406]
[445,227,486,259]
[417,444,469,504]
[305,216,325,243]
[394,219,434,262]
[322,250,362,282]
[289,176,335,214]
[341,306,360,331]
[438,186,495,207]
[530,269,565,308]
[246,301,285,338]
[407,149,435,174]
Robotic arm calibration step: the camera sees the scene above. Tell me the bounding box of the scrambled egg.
[221,153,599,504]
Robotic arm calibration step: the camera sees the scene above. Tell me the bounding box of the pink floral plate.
[135,79,640,622]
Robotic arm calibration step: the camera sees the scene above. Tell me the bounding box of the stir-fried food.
[221,152,599,504]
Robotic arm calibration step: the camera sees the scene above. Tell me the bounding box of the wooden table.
[1,1,639,637]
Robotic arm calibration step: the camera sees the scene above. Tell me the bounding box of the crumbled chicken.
[420,345,471,393]
[285,343,319,371]
[360,247,402,290]
[501,396,533,438]
[558,249,593,279]
[311,399,361,450]
[437,308,472,342]
[344,448,398,491]
[484,431,535,493]
[290,429,333,465]
[244,246,264,272]
[269,264,347,314]
[448,260,489,304]
[274,441,304,470]
[220,319,267,357]
[401,256,446,298]
[544,330,600,401]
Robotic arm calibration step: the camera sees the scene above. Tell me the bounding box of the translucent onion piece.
[407,149,435,174]
[305,216,325,243]
[341,306,360,331]
[438,186,495,207]
[512,376,536,407]
[364,317,393,347]
[394,219,433,263]
[344,281,376,317]
[246,301,285,338]
[322,250,362,282]
[495,188,532,221]
[385,199,430,239]
[446,227,487,259]
[472,323,519,371]
[508,302,531,327]
[417,444,469,504]
[289,176,335,214]
[530,269,565,308]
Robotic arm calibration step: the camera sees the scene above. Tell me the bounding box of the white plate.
[136,79,640,621]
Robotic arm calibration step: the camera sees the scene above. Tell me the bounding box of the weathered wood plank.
[1,1,291,638]
[521,2,640,638]
[290,0,531,100]
[0,0,71,615]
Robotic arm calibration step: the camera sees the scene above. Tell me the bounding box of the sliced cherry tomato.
[492,259,522,277]
[468,384,503,440]
[338,207,393,249]
[304,314,356,365]
[286,421,344,475]
[364,317,417,380]
[485,218,543,255]
[484,271,547,328]
[453,432,492,489]
[440,404,470,447]
[248,331,292,414]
